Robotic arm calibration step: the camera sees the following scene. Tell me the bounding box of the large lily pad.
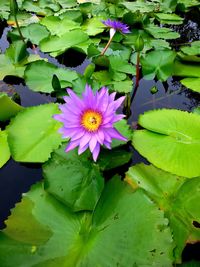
[0,177,173,266]
[25,60,78,93]
[0,131,10,168]
[39,29,89,55]
[132,109,200,178]
[125,163,200,262]
[6,103,62,163]
[43,146,104,212]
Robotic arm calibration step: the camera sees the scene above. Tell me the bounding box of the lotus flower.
[102,19,130,34]
[101,19,130,55]
[54,85,127,161]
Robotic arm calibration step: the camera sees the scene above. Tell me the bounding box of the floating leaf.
[39,29,89,55]
[25,60,78,93]
[132,109,200,177]
[98,146,132,171]
[145,25,180,39]
[43,145,104,212]
[181,41,200,56]
[0,54,25,80]
[6,103,62,163]
[180,78,200,93]
[0,93,23,121]
[0,177,173,266]
[40,16,80,36]
[9,23,50,45]
[141,50,176,81]
[109,55,136,75]
[82,17,105,36]
[173,60,200,77]
[155,13,183,25]
[125,163,200,261]
[0,131,10,168]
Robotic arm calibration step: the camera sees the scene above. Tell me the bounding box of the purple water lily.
[102,19,130,34]
[101,19,130,55]
[54,85,127,161]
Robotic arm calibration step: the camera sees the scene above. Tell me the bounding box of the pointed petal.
[109,128,127,141]
[92,142,100,162]
[65,140,80,152]
[103,140,111,149]
[79,132,91,148]
[89,135,98,152]
[78,143,89,155]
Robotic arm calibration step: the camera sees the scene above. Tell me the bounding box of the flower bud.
[134,35,144,52]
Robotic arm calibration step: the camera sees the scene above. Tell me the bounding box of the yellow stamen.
[81,110,102,132]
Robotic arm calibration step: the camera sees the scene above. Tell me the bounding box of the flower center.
[81,110,102,132]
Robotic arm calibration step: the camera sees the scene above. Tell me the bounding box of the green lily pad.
[82,17,105,36]
[173,60,200,77]
[132,109,200,178]
[43,145,104,212]
[145,25,180,39]
[0,93,23,121]
[141,50,176,81]
[155,13,184,25]
[0,131,10,168]
[9,23,50,45]
[180,78,200,93]
[40,16,80,36]
[25,60,78,93]
[6,103,62,163]
[0,177,173,266]
[181,41,200,56]
[39,29,89,55]
[125,163,200,262]
[0,54,25,80]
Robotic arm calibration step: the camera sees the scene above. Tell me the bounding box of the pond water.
[0,9,200,264]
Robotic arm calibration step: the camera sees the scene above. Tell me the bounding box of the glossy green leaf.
[181,41,200,56]
[0,54,25,79]
[112,79,133,93]
[25,60,78,93]
[155,13,183,25]
[98,146,132,171]
[0,93,23,121]
[0,131,10,168]
[173,60,200,77]
[132,109,200,177]
[180,78,200,93]
[40,16,80,36]
[9,23,50,45]
[0,177,173,266]
[6,103,62,163]
[141,50,176,81]
[82,17,105,36]
[6,40,28,64]
[109,55,136,75]
[125,163,200,261]
[145,25,180,39]
[39,29,89,55]
[43,145,104,212]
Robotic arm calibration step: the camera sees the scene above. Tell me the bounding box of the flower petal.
[65,140,80,152]
[92,142,100,162]
[89,135,98,152]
